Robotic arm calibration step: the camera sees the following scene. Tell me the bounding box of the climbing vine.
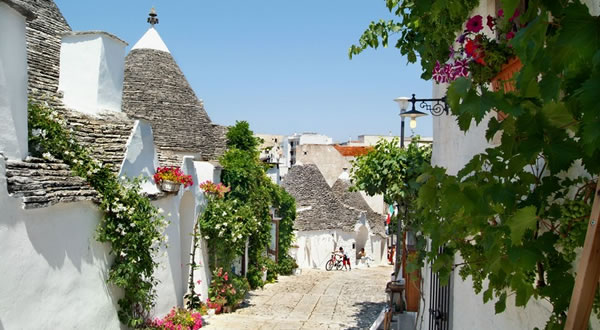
[199,121,296,289]
[353,0,600,328]
[28,102,168,327]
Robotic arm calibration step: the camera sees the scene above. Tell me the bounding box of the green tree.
[352,1,600,327]
[350,137,432,268]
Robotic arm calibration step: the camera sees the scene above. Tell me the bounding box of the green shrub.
[276,256,298,275]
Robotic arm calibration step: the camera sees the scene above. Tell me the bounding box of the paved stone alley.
[203,265,392,329]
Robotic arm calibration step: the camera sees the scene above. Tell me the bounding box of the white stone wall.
[0,3,29,160]
[0,155,121,329]
[294,228,387,270]
[58,32,126,115]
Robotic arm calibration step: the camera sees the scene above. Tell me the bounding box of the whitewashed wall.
[294,227,386,270]
[0,128,221,329]
[0,3,29,160]
[0,155,122,329]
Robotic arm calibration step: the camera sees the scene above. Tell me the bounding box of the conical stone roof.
[122,27,227,165]
[281,164,362,232]
[331,178,385,236]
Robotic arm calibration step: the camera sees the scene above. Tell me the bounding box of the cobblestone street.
[203,265,392,329]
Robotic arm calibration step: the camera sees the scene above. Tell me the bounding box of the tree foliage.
[350,137,432,234]
[349,0,480,79]
[205,121,295,287]
[354,1,600,328]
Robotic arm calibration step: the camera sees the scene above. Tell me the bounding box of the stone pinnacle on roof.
[132,7,169,53]
[147,7,158,26]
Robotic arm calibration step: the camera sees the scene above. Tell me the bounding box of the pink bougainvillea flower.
[509,9,520,22]
[487,15,494,30]
[506,31,515,40]
[497,9,504,17]
[466,15,484,33]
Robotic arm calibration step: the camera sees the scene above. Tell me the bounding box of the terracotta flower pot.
[491,57,522,121]
[160,180,181,193]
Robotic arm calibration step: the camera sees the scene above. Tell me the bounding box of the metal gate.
[428,250,451,330]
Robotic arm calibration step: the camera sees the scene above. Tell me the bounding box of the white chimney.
[58,31,127,115]
[0,1,33,160]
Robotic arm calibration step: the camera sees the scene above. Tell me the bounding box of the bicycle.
[325,252,344,271]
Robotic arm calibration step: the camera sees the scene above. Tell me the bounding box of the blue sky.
[55,1,433,143]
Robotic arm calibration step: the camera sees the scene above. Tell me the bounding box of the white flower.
[157,208,164,214]
[32,129,42,137]
[237,234,242,239]
[164,235,169,243]
[167,212,172,217]
[162,251,168,258]
[120,251,127,257]
[41,130,47,137]
[42,152,52,160]
[215,224,221,229]
[218,231,224,237]
[222,211,227,216]
[132,259,137,264]
[204,236,210,240]
[120,230,126,236]
[130,222,136,228]
[232,237,237,242]
[223,222,228,227]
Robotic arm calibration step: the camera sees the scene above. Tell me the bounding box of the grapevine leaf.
[554,2,600,65]
[483,286,494,303]
[506,206,537,245]
[512,273,534,307]
[541,102,575,130]
[495,292,507,314]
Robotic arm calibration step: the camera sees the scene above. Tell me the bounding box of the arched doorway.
[355,225,369,263]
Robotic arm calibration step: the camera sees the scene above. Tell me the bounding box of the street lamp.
[392,93,449,277]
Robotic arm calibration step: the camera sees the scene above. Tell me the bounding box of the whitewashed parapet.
[58,31,128,115]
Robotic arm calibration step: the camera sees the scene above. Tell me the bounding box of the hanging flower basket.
[154,166,193,193]
[160,180,181,193]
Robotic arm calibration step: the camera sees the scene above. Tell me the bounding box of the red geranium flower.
[465,39,478,57]
[466,15,484,33]
[506,31,515,40]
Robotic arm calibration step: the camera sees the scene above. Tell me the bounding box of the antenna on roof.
[147,7,159,26]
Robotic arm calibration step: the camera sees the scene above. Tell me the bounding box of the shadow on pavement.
[350,301,387,329]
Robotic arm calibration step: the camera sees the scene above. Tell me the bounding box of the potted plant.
[154,166,193,193]
[432,8,523,87]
